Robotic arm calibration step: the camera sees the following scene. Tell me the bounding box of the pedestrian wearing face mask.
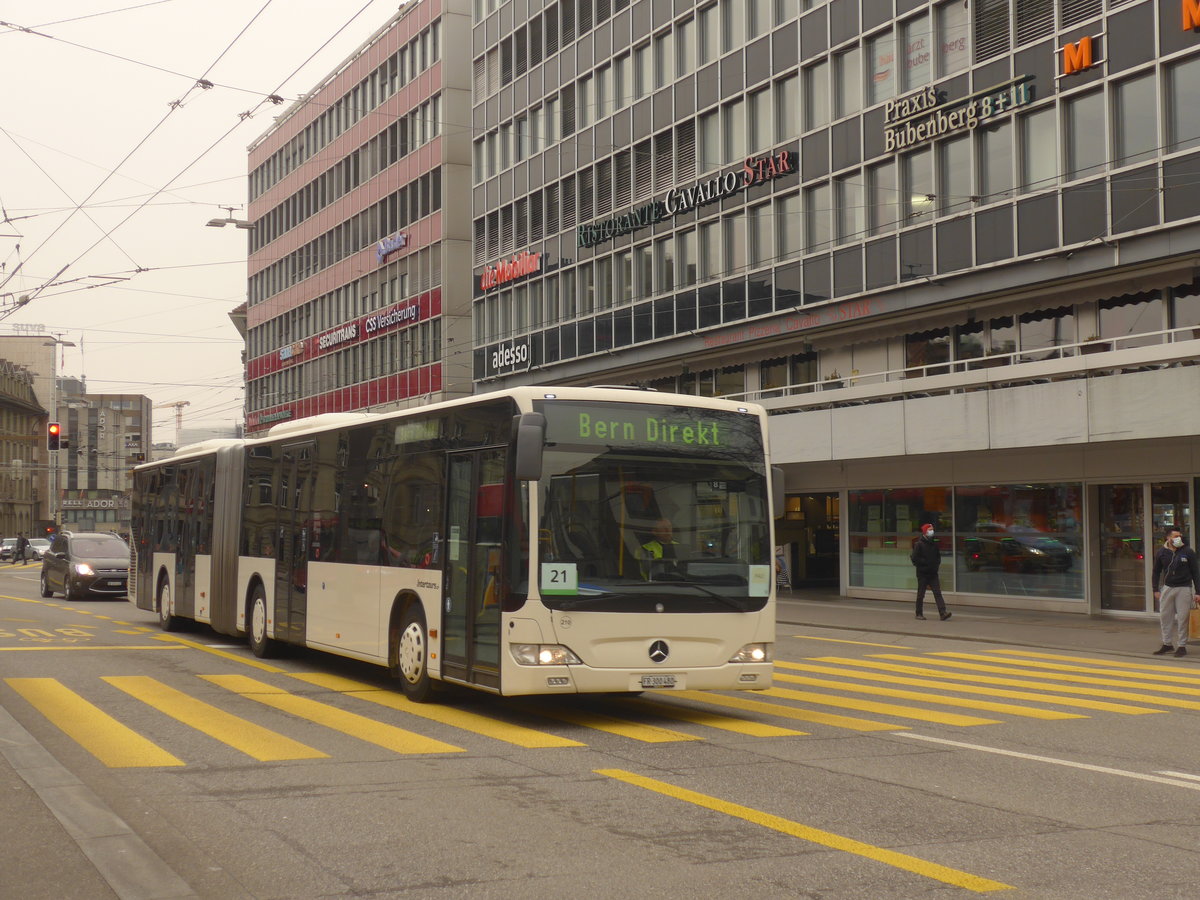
[909,522,951,621]
[1151,529,1200,658]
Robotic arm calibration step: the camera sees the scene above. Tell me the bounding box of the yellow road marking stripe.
[0,645,184,651]
[797,658,1163,715]
[675,690,896,731]
[790,634,915,649]
[866,655,1200,710]
[104,676,328,762]
[6,677,183,768]
[201,674,463,754]
[596,768,1013,893]
[290,672,584,749]
[512,702,701,743]
[153,634,287,672]
[953,651,1200,685]
[760,687,1000,726]
[628,698,809,737]
[988,650,1200,675]
[773,670,1085,720]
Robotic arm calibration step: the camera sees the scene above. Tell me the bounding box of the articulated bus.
[130,386,781,701]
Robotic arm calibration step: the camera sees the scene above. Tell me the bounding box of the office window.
[902,148,934,224]
[835,175,864,244]
[616,54,633,107]
[594,256,613,310]
[978,120,1013,200]
[748,202,772,268]
[634,244,653,299]
[615,251,633,304]
[868,160,898,234]
[901,13,931,92]
[654,32,673,90]
[938,135,971,215]
[700,220,721,280]
[776,193,802,258]
[867,31,895,106]
[1020,106,1058,192]
[676,18,695,78]
[698,4,719,65]
[748,90,771,153]
[1167,56,1200,152]
[698,110,720,173]
[679,228,698,286]
[834,48,861,118]
[634,42,652,99]
[937,0,970,76]
[725,212,747,275]
[596,66,611,119]
[748,0,771,39]
[804,61,829,130]
[723,99,746,165]
[775,75,800,141]
[722,0,746,52]
[1114,73,1157,167]
[1066,91,1105,180]
[805,183,831,251]
[578,77,593,128]
[655,236,676,292]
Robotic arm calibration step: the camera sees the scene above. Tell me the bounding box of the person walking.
[13,532,29,565]
[1151,528,1200,658]
[910,523,951,621]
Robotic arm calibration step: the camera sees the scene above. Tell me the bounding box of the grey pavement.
[777,586,1199,662]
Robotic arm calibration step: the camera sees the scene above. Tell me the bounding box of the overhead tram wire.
[0,1,185,35]
[0,0,280,305]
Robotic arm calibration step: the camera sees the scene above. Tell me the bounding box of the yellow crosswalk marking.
[966,650,1200,685]
[202,674,463,754]
[773,669,1084,720]
[628,698,809,737]
[867,655,1200,710]
[800,658,1162,715]
[674,690,896,731]
[511,702,702,743]
[7,677,183,768]
[104,676,328,761]
[791,634,915,649]
[289,673,584,749]
[597,769,1013,893]
[901,653,1200,698]
[153,634,287,672]
[761,687,999,726]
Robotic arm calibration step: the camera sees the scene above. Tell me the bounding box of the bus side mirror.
[513,412,546,482]
[772,466,785,520]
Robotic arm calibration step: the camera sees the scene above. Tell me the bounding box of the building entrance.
[776,493,839,588]
[1098,482,1192,612]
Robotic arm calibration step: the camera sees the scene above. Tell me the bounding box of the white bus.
[130,387,780,701]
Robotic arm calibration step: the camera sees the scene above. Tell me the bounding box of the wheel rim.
[40,573,48,593]
[159,583,172,624]
[397,621,425,684]
[252,596,267,645]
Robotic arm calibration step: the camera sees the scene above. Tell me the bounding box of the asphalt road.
[2,561,1199,899]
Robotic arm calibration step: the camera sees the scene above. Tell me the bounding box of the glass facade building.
[471,0,1200,615]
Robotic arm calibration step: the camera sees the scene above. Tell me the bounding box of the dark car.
[40,531,131,600]
[963,523,1074,573]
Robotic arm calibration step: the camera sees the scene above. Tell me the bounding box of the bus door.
[275,443,314,643]
[442,448,506,689]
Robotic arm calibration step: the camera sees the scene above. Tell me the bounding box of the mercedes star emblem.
[648,640,669,663]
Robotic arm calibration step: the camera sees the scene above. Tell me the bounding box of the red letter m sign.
[1185,0,1200,30]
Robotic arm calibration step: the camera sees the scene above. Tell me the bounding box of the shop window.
[847,488,950,590]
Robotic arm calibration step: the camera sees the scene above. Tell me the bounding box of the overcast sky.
[0,0,408,442]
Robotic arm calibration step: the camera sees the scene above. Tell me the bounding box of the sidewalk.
[776,587,1198,662]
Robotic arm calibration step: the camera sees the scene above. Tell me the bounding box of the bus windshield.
[534,400,771,613]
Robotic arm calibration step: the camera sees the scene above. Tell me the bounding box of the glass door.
[1098,484,1145,611]
[275,443,314,641]
[443,449,506,689]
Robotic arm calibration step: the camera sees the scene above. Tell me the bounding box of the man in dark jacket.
[1150,529,1200,658]
[910,523,951,621]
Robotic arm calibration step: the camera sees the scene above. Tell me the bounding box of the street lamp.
[206,206,254,230]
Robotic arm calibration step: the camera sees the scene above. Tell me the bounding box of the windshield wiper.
[651,580,749,611]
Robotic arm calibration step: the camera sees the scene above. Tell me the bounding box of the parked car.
[27,538,51,561]
[0,538,16,561]
[40,531,131,600]
[963,523,1074,573]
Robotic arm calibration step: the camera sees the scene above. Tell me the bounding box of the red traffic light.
[48,422,61,451]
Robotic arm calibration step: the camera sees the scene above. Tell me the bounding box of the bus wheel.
[394,606,435,703]
[39,571,54,598]
[247,585,279,658]
[157,578,183,632]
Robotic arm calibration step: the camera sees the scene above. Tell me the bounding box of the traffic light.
[47,422,61,451]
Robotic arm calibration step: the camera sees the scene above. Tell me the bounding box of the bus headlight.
[511,644,582,666]
[728,643,772,663]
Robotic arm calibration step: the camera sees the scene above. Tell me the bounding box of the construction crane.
[154,401,191,447]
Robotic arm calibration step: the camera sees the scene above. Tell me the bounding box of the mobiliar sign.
[577,149,797,248]
[480,250,542,290]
